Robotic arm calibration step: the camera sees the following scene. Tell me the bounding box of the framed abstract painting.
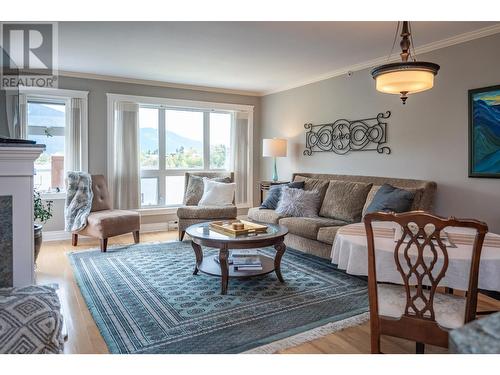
[469,85,500,178]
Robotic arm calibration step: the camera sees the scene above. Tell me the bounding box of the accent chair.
[71,175,140,252]
[177,172,237,241]
[363,211,488,354]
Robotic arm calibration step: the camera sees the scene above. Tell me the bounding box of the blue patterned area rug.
[68,241,368,354]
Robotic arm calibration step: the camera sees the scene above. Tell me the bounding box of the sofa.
[177,171,237,241]
[247,173,437,259]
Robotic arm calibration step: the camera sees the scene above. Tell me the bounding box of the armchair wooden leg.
[416,342,425,354]
[72,234,78,246]
[133,230,140,244]
[100,238,108,252]
[179,230,186,241]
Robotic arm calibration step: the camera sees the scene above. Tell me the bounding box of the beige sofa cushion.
[78,209,139,239]
[319,180,372,222]
[292,173,436,212]
[247,207,283,224]
[317,226,344,245]
[278,217,348,240]
[293,175,330,201]
[176,205,237,220]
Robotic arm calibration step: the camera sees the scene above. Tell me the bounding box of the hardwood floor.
[36,231,500,354]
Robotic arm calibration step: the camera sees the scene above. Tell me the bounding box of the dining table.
[331,222,500,292]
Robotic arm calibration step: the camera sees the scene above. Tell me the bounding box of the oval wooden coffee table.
[185,222,288,295]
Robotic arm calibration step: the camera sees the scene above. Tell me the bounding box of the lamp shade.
[372,62,439,95]
[262,138,287,157]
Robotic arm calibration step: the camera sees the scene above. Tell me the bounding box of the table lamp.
[262,138,287,182]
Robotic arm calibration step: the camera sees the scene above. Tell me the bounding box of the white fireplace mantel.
[0,143,45,287]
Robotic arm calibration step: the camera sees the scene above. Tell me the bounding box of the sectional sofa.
[247,173,437,259]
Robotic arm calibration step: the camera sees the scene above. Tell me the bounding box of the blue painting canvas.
[469,86,500,177]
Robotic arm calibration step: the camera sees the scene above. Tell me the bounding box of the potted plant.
[34,191,53,263]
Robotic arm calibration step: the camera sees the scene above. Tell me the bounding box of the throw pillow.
[260,181,305,210]
[293,176,330,201]
[198,178,236,206]
[319,180,373,222]
[183,175,231,205]
[364,183,416,215]
[275,186,321,218]
[361,185,382,217]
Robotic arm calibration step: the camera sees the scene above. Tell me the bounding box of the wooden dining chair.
[363,211,488,354]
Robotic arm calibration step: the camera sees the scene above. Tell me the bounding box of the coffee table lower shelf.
[198,255,276,278]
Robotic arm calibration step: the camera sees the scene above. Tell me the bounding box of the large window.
[27,99,67,192]
[22,88,88,195]
[139,108,233,207]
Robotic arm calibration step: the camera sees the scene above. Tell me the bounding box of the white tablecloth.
[331,222,500,292]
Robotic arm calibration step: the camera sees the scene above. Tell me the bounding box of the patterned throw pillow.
[275,186,321,218]
[183,175,231,205]
[260,181,305,210]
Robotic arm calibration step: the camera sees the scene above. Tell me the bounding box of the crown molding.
[262,22,500,96]
[57,70,262,97]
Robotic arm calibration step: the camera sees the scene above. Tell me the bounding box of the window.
[138,108,238,207]
[21,88,88,195]
[209,112,231,170]
[165,109,204,169]
[27,100,66,191]
[108,93,253,210]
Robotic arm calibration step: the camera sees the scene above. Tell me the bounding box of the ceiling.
[58,21,499,95]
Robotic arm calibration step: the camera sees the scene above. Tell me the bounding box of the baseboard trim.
[43,230,72,242]
[140,222,170,233]
[43,222,173,242]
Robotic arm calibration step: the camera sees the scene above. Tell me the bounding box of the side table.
[259,180,289,204]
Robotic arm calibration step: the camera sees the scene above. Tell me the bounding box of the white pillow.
[198,177,236,206]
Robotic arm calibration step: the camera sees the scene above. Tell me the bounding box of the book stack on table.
[215,250,263,271]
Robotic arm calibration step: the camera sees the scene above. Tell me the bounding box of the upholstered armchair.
[71,175,140,252]
[177,172,237,241]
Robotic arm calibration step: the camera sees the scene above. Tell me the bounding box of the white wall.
[260,33,500,232]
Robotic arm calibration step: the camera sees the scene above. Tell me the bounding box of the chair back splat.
[363,211,488,353]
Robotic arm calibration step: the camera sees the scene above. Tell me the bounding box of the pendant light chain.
[408,22,418,62]
[386,21,401,62]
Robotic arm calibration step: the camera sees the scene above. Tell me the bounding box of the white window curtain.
[231,111,249,205]
[18,93,27,139]
[113,101,140,209]
[65,97,82,172]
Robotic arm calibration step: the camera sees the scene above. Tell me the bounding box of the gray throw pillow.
[260,181,305,210]
[365,183,415,215]
[275,186,321,218]
[183,175,231,205]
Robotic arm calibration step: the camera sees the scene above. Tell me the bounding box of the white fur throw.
[198,177,236,206]
[64,171,93,232]
[275,186,321,217]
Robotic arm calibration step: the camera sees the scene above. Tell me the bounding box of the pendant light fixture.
[371,21,440,104]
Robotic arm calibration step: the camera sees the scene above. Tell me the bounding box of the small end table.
[259,180,290,204]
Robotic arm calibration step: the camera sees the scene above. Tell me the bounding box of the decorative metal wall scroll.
[303,111,391,156]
